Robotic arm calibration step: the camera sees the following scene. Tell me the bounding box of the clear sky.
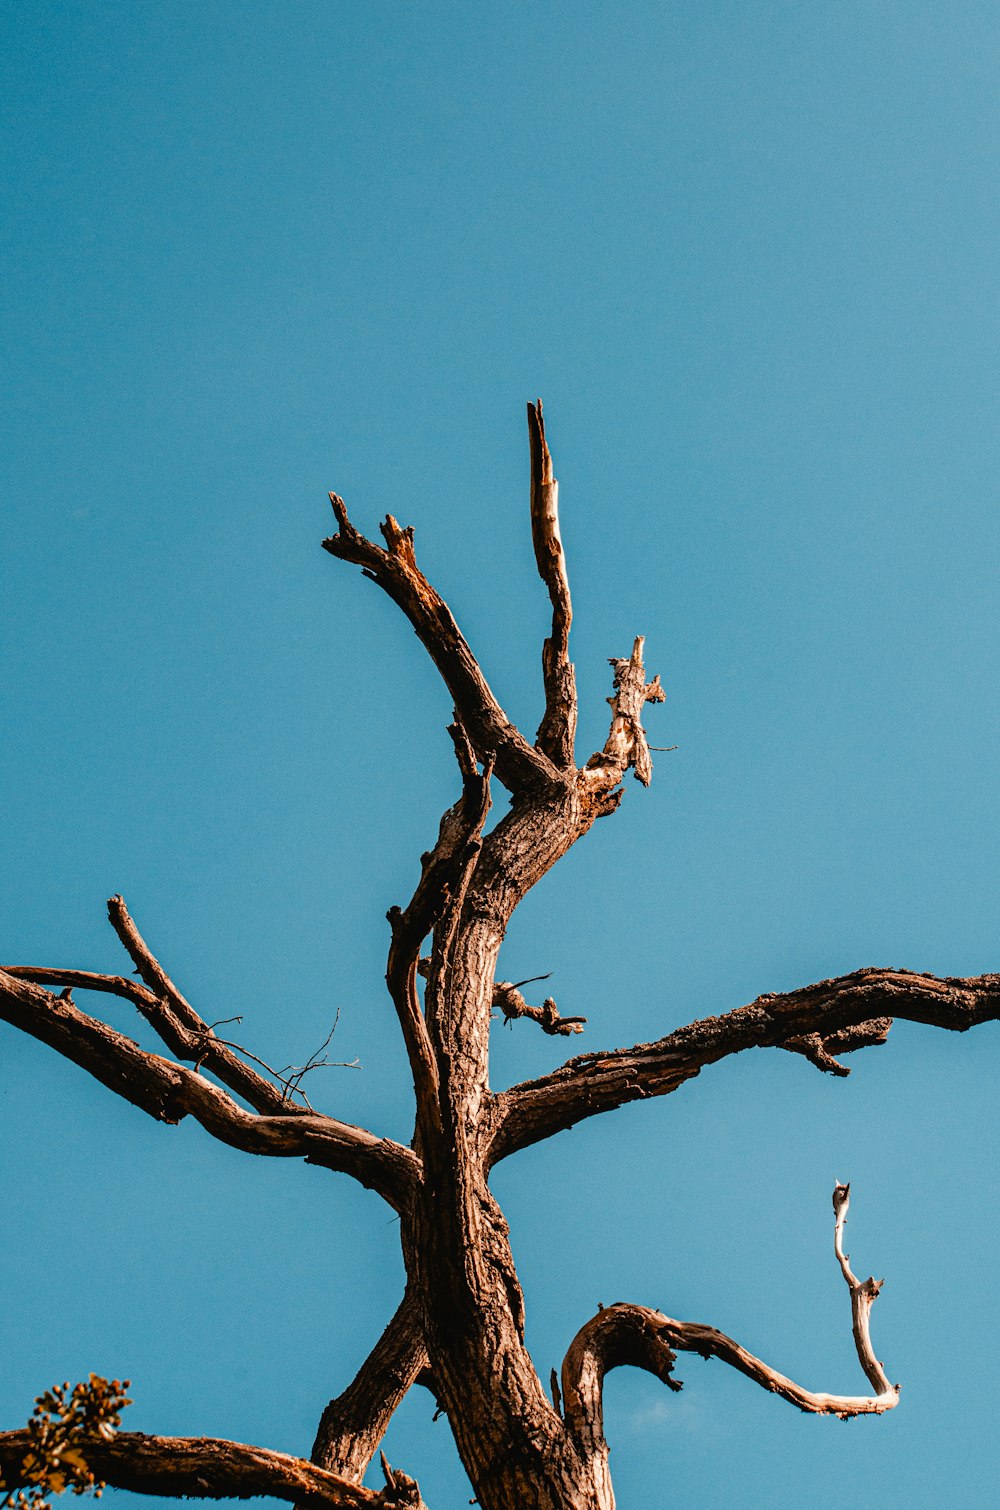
[3,3,999,1506]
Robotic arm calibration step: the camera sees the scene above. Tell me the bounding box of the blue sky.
[3,2,999,1506]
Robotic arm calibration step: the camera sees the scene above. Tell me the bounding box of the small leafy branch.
[1,1377,132,1510]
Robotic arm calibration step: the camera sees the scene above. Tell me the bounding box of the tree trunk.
[398,779,619,1510]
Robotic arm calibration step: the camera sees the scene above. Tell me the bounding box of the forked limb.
[322,501,554,795]
[0,969,418,1210]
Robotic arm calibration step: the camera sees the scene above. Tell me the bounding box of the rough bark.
[0,1431,424,1508]
[529,399,577,767]
[491,970,998,1164]
[0,967,418,1210]
[311,1288,428,1482]
[1,404,993,1510]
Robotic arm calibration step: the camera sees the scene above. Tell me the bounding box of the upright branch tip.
[586,635,666,789]
[528,399,576,766]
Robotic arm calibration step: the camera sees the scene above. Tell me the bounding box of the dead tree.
[2,403,998,1510]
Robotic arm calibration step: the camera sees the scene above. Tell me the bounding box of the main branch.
[0,1431,424,1509]
[492,967,1000,1162]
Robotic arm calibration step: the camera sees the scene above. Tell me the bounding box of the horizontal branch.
[0,1430,424,1509]
[322,497,556,794]
[2,963,300,1120]
[0,969,419,1210]
[106,894,307,1115]
[491,966,1000,1162]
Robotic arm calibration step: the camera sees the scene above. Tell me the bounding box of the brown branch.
[582,636,665,794]
[105,894,310,1114]
[562,1185,897,1470]
[528,400,576,768]
[561,1305,682,1468]
[782,1019,892,1075]
[492,980,586,1037]
[0,969,419,1210]
[491,967,1000,1163]
[0,965,161,1013]
[322,497,556,794]
[3,897,317,1118]
[311,1286,428,1483]
[386,725,494,1133]
[0,1430,424,1508]
[2,960,358,1115]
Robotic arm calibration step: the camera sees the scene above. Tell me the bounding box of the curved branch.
[322,498,555,794]
[491,967,1000,1162]
[311,1286,428,1482]
[528,400,576,767]
[562,1185,897,1468]
[0,969,419,1210]
[0,1430,424,1509]
[1,965,159,1012]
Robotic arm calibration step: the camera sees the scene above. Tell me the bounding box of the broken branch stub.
[585,636,665,790]
[493,981,586,1037]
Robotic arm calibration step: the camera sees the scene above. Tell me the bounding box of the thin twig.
[194,1011,360,1113]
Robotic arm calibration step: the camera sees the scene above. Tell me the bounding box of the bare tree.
[2,404,998,1510]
